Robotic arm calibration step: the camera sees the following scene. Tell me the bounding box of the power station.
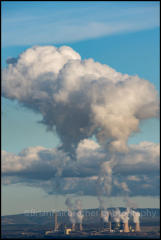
[45,208,141,236]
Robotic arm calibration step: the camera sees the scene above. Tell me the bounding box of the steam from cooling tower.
[97,158,115,208]
[120,208,130,223]
[131,210,141,232]
[131,210,140,223]
[101,209,109,223]
[113,208,121,223]
[76,210,84,224]
[65,198,84,225]
[2,45,159,155]
[126,199,138,209]
[98,195,110,223]
[100,161,113,195]
[2,45,159,206]
[114,179,130,194]
[121,209,130,232]
[75,199,84,224]
[65,198,76,225]
[65,197,73,210]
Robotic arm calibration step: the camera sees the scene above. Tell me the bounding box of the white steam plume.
[131,210,140,223]
[2,45,159,206]
[113,180,130,194]
[75,199,84,224]
[113,179,131,208]
[113,208,121,223]
[2,45,159,155]
[101,209,109,223]
[76,210,84,224]
[65,197,76,224]
[65,198,84,224]
[97,156,116,208]
[120,208,130,223]
[2,141,159,197]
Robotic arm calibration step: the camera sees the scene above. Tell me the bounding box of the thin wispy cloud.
[2,3,159,46]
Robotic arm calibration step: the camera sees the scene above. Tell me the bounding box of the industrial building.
[45,208,141,236]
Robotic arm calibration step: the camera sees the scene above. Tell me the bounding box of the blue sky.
[2,1,159,46]
[2,1,160,215]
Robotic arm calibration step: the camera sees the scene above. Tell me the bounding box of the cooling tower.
[72,223,75,231]
[124,222,129,232]
[135,222,141,232]
[79,223,83,231]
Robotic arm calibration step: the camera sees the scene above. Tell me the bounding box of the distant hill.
[2,208,160,227]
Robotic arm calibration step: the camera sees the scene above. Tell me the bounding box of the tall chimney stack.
[109,221,112,232]
[54,213,58,231]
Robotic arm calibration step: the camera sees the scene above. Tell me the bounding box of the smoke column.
[65,198,84,226]
[101,209,110,223]
[97,157,116,208]
[2,45,159,208]
[2,45,159,156]
[75,199,84,224]
[65,198,76,225]
[113,208,121,223]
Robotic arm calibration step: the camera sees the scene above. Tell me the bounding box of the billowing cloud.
[2,141,160,197]
[2,45,159,202]
[2,46,159,155]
